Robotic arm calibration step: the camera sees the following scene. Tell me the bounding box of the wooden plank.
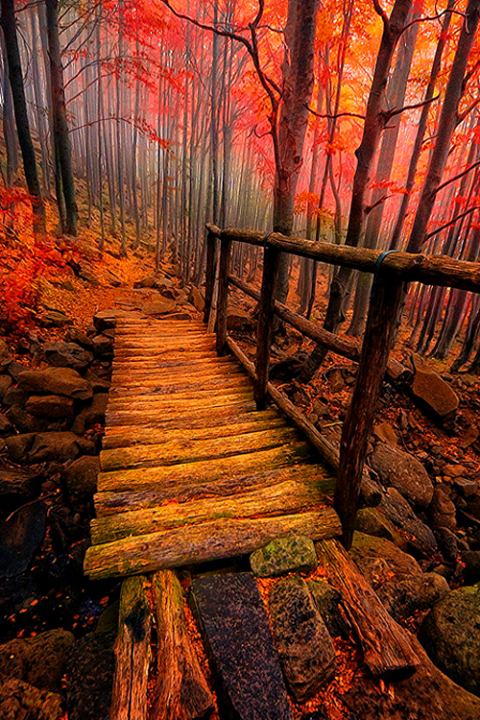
[316,539,420,677]
[150,570,214,720]
[110,575,151,720]
[84,508,342,580]
[107,384,252,407]
[106,400,258,427]
[95,465,330,516]
[99,427,299,471]
[97,443,313,492]
[104,408,279,435]
[102,415,287,449]
[91,478,330,544]
[109,371,245,391]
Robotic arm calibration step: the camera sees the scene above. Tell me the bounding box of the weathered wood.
[216,234,232,356]
[104,408,277,435]
[84,508,342,580]
[335,276,404,548]
[107,385,252,408]
[110,371,245,393]
[91,478,331,544]
[150,570,214,720]
[102,415,286,449]
[100,426,300,471]
[220,227,480,292]
[316,539,420,677]
[95,465,330,516]
[106,400,258,427]
[110,575,151,720]
[227,273,407,382]
[255,245,281,408]
[204,225,219,324]
[106,394,255,423]
[225,337,380,505]
[97,443,313,492]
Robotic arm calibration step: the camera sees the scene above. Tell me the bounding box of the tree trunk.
[45,0,78,235]
[0,0,45,232]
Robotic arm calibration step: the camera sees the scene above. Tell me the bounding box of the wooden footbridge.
[83,315,339,580]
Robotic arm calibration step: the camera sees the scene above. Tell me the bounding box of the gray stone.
[355,507,408,550]
[26,394,74,419]
[351,532,421,583]
[66,631,115,720]
[0,504,46,579]
[0,413,13,434]
[411,354,459,423]
[0,629,74,692]
[0,674,62,720]
[377,572,449,624]
[72,393,108,434]
[142,297,178,315]
[227,309,253,332]
[308,579,347,637]
[37,310,72,328]
[43,341,93,371]
[190,573,293,720]
[7,362,28,380]
[269,576,336,702]
[63,455,100,505]
[5,432,94,464]
[250,535,317,577]
[65,327,93,349]
[370,444,434,508]
[3,386,27,407]
[419,585,480,696]
[189,286,205,312]
[18,367,93,400]
[92,334,114,357]
[0,468,40,504]
[378,487,438,556]
[93,310,117,331]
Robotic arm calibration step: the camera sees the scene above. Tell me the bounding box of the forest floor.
[1,209,480,718]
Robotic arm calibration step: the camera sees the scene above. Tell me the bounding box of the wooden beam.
[204,225,220,323]
[110,576,151,720]
[220,228,480,292]
[227,273,407,382]
[255,244,281,408]
[216,234,232,356]
[316,539,420,677]
[150,570,214,720]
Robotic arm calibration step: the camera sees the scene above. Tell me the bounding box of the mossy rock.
[250,535,317,578]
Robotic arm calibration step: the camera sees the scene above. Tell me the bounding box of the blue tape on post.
[370,249,401,302]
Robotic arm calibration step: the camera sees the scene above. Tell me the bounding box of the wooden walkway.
[83,316,340,580]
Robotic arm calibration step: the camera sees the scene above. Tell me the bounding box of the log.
[220,227,480,292]
[150,570,214,720]
[95,464,329,516]
[97,442,312,492]
[316,539,420,677]
[84,508,342,580]
[110,575,151,720]
[227,273,407,382]
[90,477,333,544]
[102,415,286,449]
[99,426,300,471]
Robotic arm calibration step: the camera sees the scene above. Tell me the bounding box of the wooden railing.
[203,223,480,547]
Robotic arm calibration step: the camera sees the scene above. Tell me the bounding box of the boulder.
[227,309,253,332]
[411,354,459,423]
[134,273,156,288]
[340,636,480,720]
[93,310,117,332]
[0,468,40,505]
[65,327,93,349]
[269,576,336,702]
[5,432,94,464]
[428,486,457,531]
[377,487,438,556]
[0,413,13,434]
[18,367,93,400]
[142,297,178,315]
[308,579,348,638]
[372,421,398,447]
[0,338,12,367]
[63,455,100,505]
[5,407,64,435]
[0,674,62,720]
[43,341,93,371]
[37,309,72,328]
[351,532,421,581]
[65,631,116,720]
[461,551,480,584]
[0,629,74,692]
[7,361,28,380]
[370,444,434,508]
[377,572,449,624]
[72,393,108,434]
[250,535,318,578]
[92,334,114,358]
[0,504,46,579]
[26,394,74,420]
[3,433,36,462]
[355,507,408,550]
[419,586,480,696]
[188,286,205,312]
[3,386,27,407]
[0,374,13,400]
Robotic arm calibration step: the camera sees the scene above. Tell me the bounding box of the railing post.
[216,234,232,356]
[255,241,280,409]
[334,274,404,549]
[204,225,217,323]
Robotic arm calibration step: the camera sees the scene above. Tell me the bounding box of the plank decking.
[83,316,340,580]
